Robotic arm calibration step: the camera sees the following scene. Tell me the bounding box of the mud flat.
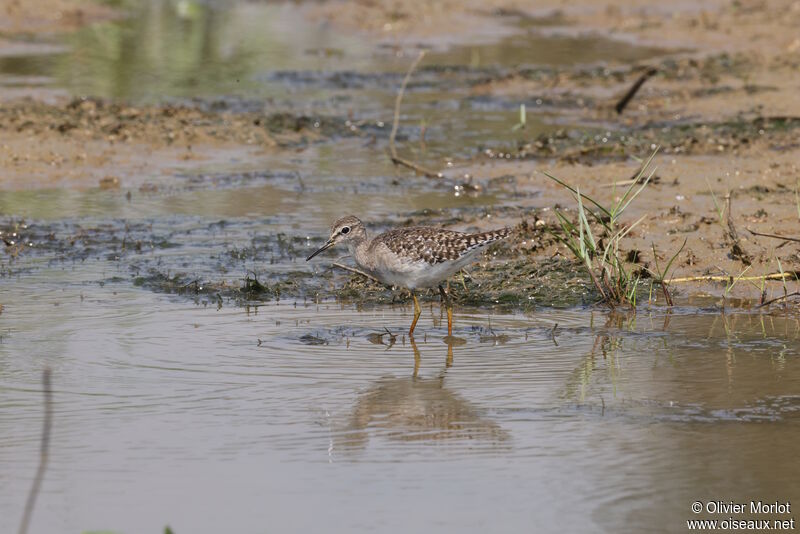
[1,0,799,309]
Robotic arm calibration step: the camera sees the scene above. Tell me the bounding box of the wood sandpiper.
[306,215,511,337]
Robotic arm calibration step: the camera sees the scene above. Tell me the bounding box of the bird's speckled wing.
[372,226,511,265]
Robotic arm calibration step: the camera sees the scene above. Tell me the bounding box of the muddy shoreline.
[1,0,799,309]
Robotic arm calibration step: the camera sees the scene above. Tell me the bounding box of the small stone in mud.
[99,176,121,189]
[299,333,329,345]
[730,242,752,266]
[669,223,700,234]
[479,332,510,344]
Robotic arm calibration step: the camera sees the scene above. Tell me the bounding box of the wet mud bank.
[4,200,799,315]
[0,207,589,310]
[1,0,800,311]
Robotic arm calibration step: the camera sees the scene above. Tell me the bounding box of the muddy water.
[2,278,799,533]
[1,1,798,533]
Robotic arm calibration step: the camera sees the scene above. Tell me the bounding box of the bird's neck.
[348,234,374,271]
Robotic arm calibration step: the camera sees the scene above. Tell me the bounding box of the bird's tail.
[467,227,512,248]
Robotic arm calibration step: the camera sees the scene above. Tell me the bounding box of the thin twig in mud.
[390,155,442,178]
[602,177,648,188]
[550,323,559,347]
[615,67,657,115]
[669,272,799,283]
[758,291,800,308]
[388,51,443,179]
[747,228,800,244]
[18,368,53,534]
[603,161,660,188]
[383,327,397,344]
[389,51,425,160]
[777,257,789,303]
[332,262,380,283]
[725,193,738,242]
[795,181,800,221]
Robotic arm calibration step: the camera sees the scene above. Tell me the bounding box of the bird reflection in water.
[333,336,509,452]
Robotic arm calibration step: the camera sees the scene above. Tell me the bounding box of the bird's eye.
[341,226,351,235]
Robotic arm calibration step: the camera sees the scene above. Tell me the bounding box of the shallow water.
[1,276,799,533]
[1,1,798,533]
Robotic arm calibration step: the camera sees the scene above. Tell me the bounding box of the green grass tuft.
[545,149,683,307]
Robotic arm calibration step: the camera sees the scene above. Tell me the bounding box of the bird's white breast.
[367,247,482,289]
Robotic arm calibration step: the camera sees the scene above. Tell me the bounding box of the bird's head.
[306,215,367,261]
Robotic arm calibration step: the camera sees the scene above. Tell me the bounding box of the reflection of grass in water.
[564,328,628,403]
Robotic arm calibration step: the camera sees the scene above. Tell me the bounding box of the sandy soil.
[0,98,269,188]
[0,97,367,188]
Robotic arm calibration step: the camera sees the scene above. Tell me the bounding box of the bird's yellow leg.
[447,306,453,337]
[410,336,421,378]
[439,285,453,337]
[409,291,422,337]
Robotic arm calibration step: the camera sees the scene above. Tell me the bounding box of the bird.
[306,215,511,337]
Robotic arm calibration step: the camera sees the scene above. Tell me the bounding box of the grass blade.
[661,238,687,282]
[542,171,613,220]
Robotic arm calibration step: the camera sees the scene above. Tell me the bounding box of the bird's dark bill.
[306,240,334,261]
